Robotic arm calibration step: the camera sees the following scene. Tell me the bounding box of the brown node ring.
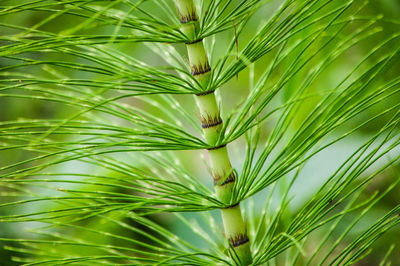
[224,202,240,209]
[196,90,215,96]
[201,115,222,129]
[178,10,198,24]
[214,172,236,186]
[186,38,203,45]
[207,144,226,151]
[191,64,211,76]
[229,234,249,248]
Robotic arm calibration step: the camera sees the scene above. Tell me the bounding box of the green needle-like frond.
[1,0,400,265]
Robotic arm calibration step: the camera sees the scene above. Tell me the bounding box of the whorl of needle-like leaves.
[0,0,400,265]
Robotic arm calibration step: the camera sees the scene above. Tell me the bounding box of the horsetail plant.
[176,0,250,263]
[0,0,400,265]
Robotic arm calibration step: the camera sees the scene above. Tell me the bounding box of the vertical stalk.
[175,0,252,264]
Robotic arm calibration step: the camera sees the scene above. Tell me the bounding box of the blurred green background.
[1,0,400,265]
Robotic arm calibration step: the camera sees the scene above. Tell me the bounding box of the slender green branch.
[175,0,252,264]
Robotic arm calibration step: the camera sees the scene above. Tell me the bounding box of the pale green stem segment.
[175,0,252,264]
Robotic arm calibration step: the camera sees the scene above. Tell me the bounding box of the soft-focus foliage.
[1,0,400,265]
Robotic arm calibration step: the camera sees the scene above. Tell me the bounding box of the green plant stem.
[175,0,252,264]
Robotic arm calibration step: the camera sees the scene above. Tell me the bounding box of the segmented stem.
[175,0,252,264]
